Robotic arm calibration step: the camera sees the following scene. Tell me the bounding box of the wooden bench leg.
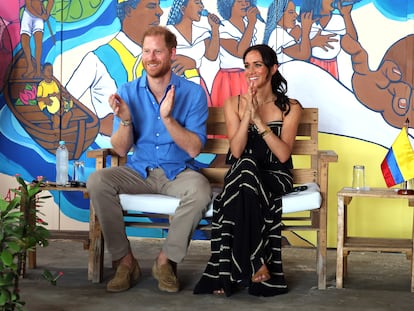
[343,251,349,277]
[411,211,414,292]
[316,194,327,290]
[88,203,104,283]
[316,229,327,289]
[27,249,36,269]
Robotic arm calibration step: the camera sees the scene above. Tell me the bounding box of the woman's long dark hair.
[243,44,291,115]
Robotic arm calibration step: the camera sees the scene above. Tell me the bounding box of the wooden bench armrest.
[318,150,338,163]
[87,148,117,158]
[87,148,127,169]
[317,149,338,192]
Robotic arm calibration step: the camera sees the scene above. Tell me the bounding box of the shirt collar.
[139,72,181,90]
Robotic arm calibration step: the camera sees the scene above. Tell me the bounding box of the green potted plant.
[0,176,50,310]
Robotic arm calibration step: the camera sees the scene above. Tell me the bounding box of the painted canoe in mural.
[3,49,99,160]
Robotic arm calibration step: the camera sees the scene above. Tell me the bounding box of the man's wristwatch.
[121,119,132,126]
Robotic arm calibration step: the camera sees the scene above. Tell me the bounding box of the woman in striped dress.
[193,44,302,297]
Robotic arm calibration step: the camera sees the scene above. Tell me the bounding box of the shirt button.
[156,146,159,149]
[156,133,160,137]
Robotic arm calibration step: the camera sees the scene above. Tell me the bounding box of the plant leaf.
[0,250,13,266]
[6,241,22,253]
[0,290,9,306]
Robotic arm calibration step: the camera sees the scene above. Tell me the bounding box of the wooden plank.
[88,203,104,283]
[206,122,227,134]
[291,169,318,184]
[338,188,414,200]
[292,140,318,155]
[344,237,413,253]
[49,230,90,249]
[203,139,229,154]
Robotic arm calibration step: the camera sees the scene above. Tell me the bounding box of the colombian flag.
[381,127,414,187]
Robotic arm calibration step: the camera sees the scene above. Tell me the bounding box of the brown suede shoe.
[107,259,141,293]
[152,260,180,293]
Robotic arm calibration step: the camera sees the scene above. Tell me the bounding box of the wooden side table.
[25,185,89,271]
[336,187,414,292]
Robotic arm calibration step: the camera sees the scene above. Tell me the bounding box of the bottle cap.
[59,140,65,145]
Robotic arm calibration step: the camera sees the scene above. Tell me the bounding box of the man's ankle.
[119,253,134,268]
[156,252,168,266]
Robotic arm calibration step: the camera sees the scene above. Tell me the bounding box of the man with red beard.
[87,26,211,294]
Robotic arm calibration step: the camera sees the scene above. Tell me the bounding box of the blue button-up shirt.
[113,72,208,180]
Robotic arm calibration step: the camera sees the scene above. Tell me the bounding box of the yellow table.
[336,187,414,292]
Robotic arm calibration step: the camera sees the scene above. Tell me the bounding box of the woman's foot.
[213,289,225,295]
[251,264,271,283]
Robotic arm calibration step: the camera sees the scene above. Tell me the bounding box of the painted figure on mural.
[263,0,337,64]
[20,0,54,78]
[37,62,73,129]
[263,0,311,63]
[2,0,103,160]
[166,0,221,106]
[210,0,262,107]
[299,0,358,79]
[342,33,414,129]
[65,0,163,137]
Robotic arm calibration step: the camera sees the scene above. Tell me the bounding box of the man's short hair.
[142,26,177,51]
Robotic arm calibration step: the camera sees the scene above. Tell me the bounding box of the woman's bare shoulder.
[284,98,303,121]
[289,98,303,108]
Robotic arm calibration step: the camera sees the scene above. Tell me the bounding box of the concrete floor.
[20,238,414,311]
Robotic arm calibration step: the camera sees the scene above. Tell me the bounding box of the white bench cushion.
[119,182,321,218]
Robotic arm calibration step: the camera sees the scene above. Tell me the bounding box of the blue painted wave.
[0,101,92,222]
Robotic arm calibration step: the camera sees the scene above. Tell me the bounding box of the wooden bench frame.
[87,107,338,289]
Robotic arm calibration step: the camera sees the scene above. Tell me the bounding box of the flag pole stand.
[397,180,414,195]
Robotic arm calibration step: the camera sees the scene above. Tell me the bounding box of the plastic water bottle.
[56,141,69,185]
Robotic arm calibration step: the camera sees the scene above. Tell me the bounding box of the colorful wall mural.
[0,0,413,246]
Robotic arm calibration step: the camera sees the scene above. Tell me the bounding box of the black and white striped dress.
[193,121,294,297]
